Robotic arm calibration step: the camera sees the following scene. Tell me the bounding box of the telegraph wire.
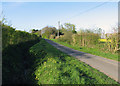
[60,0,113,23]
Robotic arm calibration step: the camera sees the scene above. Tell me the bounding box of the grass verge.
[29,39,119,84]
[51,39,118,61]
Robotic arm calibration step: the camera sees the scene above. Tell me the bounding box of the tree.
[41,26,57,39]
[64,23,77,33]
[57,23,77,44]
[31,29,38,33]
[59,25,65,35]
[35,30,42,37]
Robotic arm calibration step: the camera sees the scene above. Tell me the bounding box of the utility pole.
[58,21,60,37]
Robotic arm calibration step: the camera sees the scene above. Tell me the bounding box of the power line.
[60,0,113,23]
[69,0,112,19]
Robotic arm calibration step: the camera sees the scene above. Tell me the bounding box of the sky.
[1,1,118,33]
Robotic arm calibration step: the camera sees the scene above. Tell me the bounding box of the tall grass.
[29,39,118,84]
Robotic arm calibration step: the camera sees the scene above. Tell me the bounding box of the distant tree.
[29,29,38,33]
[57,23,77,44]
[31,29,38,33]
[64,23,77,34]
[35,30,42,37]
[41,26,57,39]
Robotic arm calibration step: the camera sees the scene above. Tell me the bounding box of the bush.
[71,31,100,47]
[2,24,39,49]
[57,28,100,47]
[2,40,39,85]
[58,31,73,44]
[105,33,119,53]
[41,26,57,39]
[49,34,56,39]
[2,23,40,84]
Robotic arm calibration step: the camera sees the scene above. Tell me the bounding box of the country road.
[45,39,120,83]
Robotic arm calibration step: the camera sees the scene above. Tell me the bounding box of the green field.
[51,39,118,61]
[29,39,118,84]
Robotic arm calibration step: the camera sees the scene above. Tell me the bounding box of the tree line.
[32,23,119,54]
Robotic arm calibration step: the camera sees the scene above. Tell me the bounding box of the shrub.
[105,33,119,53]
[71,31,100,47]
[58,31,73,44]
[2,24,39,49]
[49,34,56,39]
[2,23,40,84]
[41,26,57,39]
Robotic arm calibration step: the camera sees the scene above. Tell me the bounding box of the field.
[99,39,111,42]
[51,39,118,61]
[29,39,118,84]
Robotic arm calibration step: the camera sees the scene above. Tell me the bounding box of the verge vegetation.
[2,22,40,84]
[29,39,118,84]
[2,21,119,85]
[34,23,119,61]
[51,39,118,61]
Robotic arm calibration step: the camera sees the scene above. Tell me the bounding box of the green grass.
[51,39,118,61]
[29,39,119,84]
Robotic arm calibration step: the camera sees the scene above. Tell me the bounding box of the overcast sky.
[2,1,118,33]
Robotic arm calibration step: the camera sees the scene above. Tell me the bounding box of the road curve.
[45,39,119,83]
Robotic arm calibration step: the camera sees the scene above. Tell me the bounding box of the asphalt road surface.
[45,39,120,83]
